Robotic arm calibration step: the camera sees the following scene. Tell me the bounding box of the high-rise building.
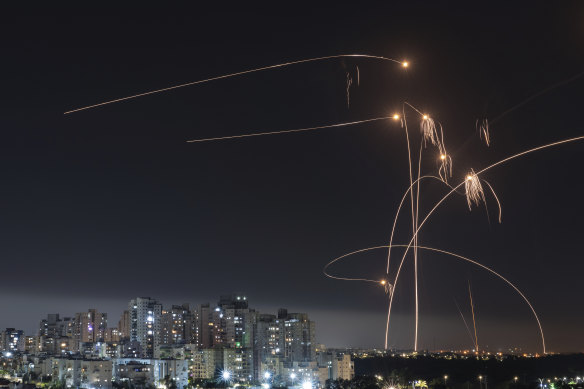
[129,297,162,358]
[118,310,130,340]
[73,309,108,344]
[161,304,193,345]
[213,294,256,349]
[39,314,62,338]
[197,303,213,348]
[254,309,315,364]
[280,311,315,362]
[0,328,24,353]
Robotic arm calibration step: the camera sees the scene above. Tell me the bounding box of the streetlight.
[444,375,448,386]
[290,373,297,386]
[514,377,518,384]
[478,375,483,389]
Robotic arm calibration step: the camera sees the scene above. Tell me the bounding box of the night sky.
[1,3,583,353]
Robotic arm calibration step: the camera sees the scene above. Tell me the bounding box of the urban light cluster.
[0,294,354,389]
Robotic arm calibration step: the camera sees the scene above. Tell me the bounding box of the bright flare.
[402,61,409,68]
[393,114,400,120]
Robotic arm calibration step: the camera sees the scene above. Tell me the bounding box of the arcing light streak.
[482,179,502,223]
[185,116,394,143]
[387,134,584,353]
[386,175,464,274]
[63,54,402,115]
[324,244,545,353]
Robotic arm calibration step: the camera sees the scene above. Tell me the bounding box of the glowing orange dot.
[440,154,446,160]
[402,61,409,68]
[381,280,386,285]
[392,114,400,120]
[423,115,429,120]
[466,175,473,181]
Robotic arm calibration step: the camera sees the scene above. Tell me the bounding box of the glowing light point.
[302,381,312,389]
[264,372,271,379]
[380,280,387,285]
[222,371,231,380]
[290,374,297,380]
[423,114,429,120]
[440,154,446,160]
[402,61,409,68]
[392,114,400,120]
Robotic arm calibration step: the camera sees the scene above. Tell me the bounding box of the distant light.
[467,175,473,181]
[302,381,312,389]
[290,373,297,380]
[222,371,231,380]
[402,61,409,68]
[423,115,429,120]
[380,280,386,285]
[440,154,446,160]
[262,384,270,389]
[264,372,271,379]
[392,114,400,120]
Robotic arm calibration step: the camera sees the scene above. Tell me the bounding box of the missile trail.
[64,54,402,115]
[387,134,584,353]
[185,116,394,143]
[325,244,546,353]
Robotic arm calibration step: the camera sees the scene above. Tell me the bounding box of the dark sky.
[1,3,583,353]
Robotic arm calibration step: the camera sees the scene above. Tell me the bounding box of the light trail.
[63,54,402,115]
[454,298,477,349]
[384,102,454,351]
[490,69,584,126]
[385,174,465,275]
[400,104,419,351]
[324,244,545,352]
[413,140,423,352]
[185,116,394,143]
[482,179,502,223]
[468,281,479,353]
[387,134,584,353]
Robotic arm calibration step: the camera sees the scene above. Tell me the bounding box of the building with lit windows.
[129,297,162,358]
[0,328,25,353]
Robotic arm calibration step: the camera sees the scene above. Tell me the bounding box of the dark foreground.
[349,353,584,389]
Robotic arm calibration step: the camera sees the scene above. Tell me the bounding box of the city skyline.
[1,3,583,354]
